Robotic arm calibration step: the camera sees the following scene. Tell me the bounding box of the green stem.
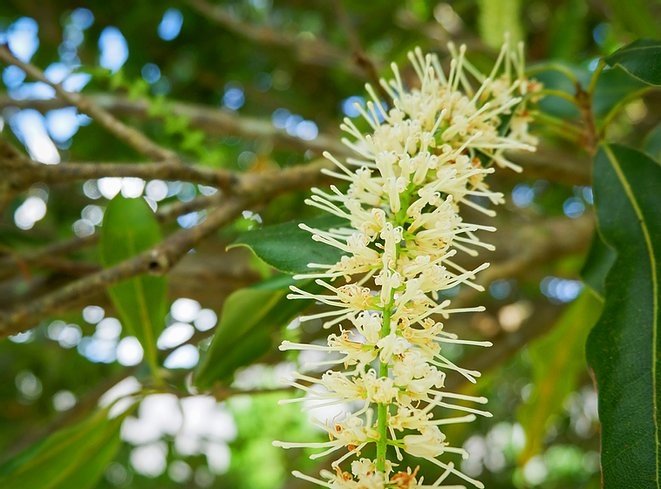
[534,111,583,143]
[376,291,394,473]
[586,59,606,97]
[598,87,651,134]
[538,88,578,105]
[526,61,580,84]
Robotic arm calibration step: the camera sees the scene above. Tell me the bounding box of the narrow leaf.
[0,407,130,489]
[194,277,320,389]
[100,196,167,373]
[517,291,602,464]
[586,143,661,488]
[605,39,661,86]
[229,215,347,274]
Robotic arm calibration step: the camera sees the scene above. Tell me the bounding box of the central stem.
[376,291,394,473]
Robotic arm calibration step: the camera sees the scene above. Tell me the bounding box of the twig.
[446,301,564,390]
[332,0,385,97]
[3,158,240,193]
[0,44,177,162]
[0,94,346,156]
[0,95,592,185]
[185,0,365,78]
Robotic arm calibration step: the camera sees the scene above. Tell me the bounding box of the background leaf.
[592,65,649,120]
[602,0,660,39]
[229,215,346,274]
[194,277,321,389]
[100,196,167,374]
[546,0,587,60]
[605,39,661,86]
[586,143,661,488]
[517,291,602,464]
[0,407,130,489]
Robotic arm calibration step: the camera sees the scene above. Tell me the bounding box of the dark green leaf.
[229,215,347,274]
[605,39,661,86]
[587,144,661,488]
[518,291,602,463]
[580,231,617,300]
[194,277,321,389]
[100,196,167,373]
[644,122,661,162]
[592,65,649,120]
[0,407,131,489]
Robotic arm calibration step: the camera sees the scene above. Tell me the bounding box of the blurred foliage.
[0,1,660,489]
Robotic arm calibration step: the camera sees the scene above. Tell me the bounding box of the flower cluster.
[275,41,538,489]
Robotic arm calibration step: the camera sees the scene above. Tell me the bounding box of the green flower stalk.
[274,41,538,489]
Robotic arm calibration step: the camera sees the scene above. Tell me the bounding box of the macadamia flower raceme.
[274,41,538,488]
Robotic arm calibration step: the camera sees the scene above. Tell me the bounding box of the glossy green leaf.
[605,39,661,86]
[229,215,347,274]
[593,65,649,120]
[581,231,617,300]
[0,407,130,489]
[194,277,320,389]
[587,144,661,488]
[100,196,167,373]
[517,291,602,464]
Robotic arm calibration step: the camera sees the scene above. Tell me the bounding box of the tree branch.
[0,94,591,185]
[0,192,226,281]
[0,160,334,337]
[3,158,239,193]
[0,44,177,161]
[185,0,365,78]
[0,93,346,155]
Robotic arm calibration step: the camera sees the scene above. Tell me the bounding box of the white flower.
[275,39,538,489]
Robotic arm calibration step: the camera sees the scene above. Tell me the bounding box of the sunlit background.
[0,2,627,488]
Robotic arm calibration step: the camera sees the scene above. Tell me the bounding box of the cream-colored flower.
[275,39,537,489]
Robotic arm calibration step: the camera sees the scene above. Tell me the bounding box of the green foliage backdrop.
[0,1,659,488]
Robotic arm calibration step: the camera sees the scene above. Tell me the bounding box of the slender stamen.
[275,40,538,489]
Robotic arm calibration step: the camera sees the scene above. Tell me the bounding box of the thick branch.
[454,213,595,309]
[3,158,239,194]
[0,197,247,338]
[0,94,591,185]
[0,192,225,281]
[0,94,346,155]
[0,160,334,337]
